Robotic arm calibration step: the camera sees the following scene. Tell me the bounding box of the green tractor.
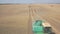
[32,20,55,34]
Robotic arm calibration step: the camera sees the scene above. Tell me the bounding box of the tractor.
[32,20,55,34]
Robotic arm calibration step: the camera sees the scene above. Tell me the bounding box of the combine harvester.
[32,20,55,34]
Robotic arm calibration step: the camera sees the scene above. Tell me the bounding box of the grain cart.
[32,20,55,34]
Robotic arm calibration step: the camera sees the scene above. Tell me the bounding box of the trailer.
[32,20,55,34]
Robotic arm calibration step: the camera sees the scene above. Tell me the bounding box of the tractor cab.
[42,22,55,34]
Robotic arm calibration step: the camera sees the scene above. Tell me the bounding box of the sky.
[0,0,60,4]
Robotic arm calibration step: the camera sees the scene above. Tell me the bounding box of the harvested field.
[0,4,60,34]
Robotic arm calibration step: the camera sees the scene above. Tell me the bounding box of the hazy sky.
[0,0,60,4]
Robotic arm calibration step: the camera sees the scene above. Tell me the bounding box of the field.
[0,4,60,34]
